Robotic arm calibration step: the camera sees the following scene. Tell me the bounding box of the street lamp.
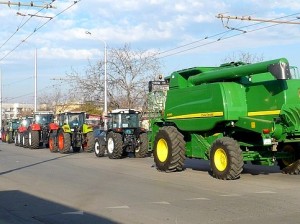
[85,31,107,130]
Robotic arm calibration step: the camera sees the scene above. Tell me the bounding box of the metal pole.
[0,69,2,133]
[85,31,108,130]
[34,49,37,112]
[103,41,107,130]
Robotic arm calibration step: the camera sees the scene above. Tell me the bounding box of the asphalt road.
[0,141,300,224]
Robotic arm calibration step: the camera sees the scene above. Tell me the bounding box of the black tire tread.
[30,130,40,149]
[154,126,186,172]
[107,132,123,159]
[210,137,243,180]
[135,132,149,158]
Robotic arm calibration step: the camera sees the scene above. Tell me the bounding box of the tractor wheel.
[107,132,123,159]
[16,132,22,146]
[14,132,19,146]
[153,126,186,172]
[23,132,29,148]
[19,133,24,147]
[278,144,300,175]
[5,133,9,143]
[49,133,58,153]
[135,132,149,158]
[95,138,106,157]
[83,132,95,153]
[210,137,243,180]
[29,130,40,149]
[58,131,71,154]
[73,147,81,153]
[8,132,13,144]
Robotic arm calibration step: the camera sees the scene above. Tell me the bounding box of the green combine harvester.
[151,58,300,180]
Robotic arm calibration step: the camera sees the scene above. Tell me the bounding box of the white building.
[1,103,34,119]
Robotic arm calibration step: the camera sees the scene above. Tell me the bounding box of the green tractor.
[53,111,95,153]
[151,58,300,180]
[1,118,20,143]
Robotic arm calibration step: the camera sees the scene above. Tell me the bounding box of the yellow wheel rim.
[157,139,168,162]
[214,148,228,172]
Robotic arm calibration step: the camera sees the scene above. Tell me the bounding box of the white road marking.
[185,197,210,201]
[106,205,130,209]
[255,191,276,194]
[62,211,84,215]
[150,201,171,205]
[219,194,241,197]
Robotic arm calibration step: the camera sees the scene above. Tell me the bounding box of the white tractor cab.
[94,109,149,159]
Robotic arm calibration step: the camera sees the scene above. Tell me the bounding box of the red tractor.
[27,111,59,149]
[15,117,33,147]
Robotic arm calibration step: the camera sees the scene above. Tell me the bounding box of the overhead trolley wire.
[0,0,56,51]
[157,13,300,59]
[0,0,81,63]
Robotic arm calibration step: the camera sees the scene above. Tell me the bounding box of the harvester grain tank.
[151,58,300,180]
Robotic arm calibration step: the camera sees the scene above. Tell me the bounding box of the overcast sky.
[1,0,300,103]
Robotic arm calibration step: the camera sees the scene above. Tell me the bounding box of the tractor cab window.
[35,114,53,125]
[68,114,84,127]
[122,114,139,128]
[22,118,32,128]
[12,121,20,129]
[290,66,300,79]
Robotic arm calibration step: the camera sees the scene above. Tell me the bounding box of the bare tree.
[64,43,162,114]
[223,51,264,64]
[108,43,161,111]
[37,86,71,112]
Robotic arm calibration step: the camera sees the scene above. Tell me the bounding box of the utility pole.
[34,49,37,112]
[0,69,2,133]
[0,1,56,8]
[216,14,300,25]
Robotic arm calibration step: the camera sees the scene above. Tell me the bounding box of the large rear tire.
[135,132,149,158]
[8,131,13,144]
[29,130,40,149]
[107,132,123,159]
[210,137,243,180]
[153,126,186,172]
[95,138,106,157]
[49,132,58,153]
[14,132,19,146]
[23,132,29,148]
[58,132,71,154]
[83,132,95,153]
[278,144,300,175]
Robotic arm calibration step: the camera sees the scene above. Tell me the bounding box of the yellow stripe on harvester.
[248,110,280,116]
[167,112,224,120]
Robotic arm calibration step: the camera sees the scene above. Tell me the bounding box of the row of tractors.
[2,57,300,180]
[1,109,149,159]
[1,111,95,153]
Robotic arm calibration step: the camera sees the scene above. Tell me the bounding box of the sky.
[1,0,300,104]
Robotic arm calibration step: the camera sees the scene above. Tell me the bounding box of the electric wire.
[0,0,80,62]
[157,13,300,58]
[0,0,55,51]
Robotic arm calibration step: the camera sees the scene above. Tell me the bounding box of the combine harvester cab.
[151,58,300,180]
